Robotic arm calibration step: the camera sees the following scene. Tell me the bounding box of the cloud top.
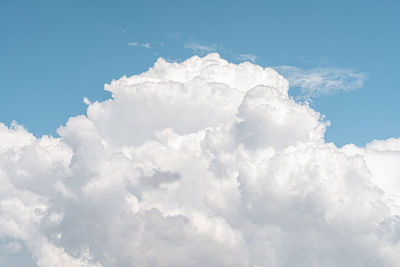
[0,54,399,267]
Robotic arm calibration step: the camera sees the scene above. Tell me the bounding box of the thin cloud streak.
[238,54,257,63]
[184,42,218,55]
[275,65,367,97]
[127,42,152,49]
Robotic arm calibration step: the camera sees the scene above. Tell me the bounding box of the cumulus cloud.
[0,54,400,267]
[275,65,367,97]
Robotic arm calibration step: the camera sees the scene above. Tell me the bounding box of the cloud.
[275,65,367,97]
[0,54,400,266]
[184,42,217,54]
[142,43,151,49]
[127,42,152,49]
[238,54,257,63]
[127,42,139,47]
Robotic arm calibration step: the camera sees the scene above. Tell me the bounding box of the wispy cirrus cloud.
[237,54,257,63]
[127,42,152,48]
[275,65,367,97]
[184,42,218,55]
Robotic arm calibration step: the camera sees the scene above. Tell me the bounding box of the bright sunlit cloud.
[0,54,399,267]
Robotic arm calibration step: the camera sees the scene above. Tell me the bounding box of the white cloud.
[184,42,217,54]
[127,42,139,47]
[275,65,367,97]
[127,42,152,49]
[0,54,399,266]
[142,43,151,49]
[238,54,257,63]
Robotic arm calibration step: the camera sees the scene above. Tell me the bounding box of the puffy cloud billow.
[1,53,400,266]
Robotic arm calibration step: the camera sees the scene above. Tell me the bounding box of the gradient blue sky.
[1,0,399,146]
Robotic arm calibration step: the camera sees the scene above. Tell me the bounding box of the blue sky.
[1,0,399,146]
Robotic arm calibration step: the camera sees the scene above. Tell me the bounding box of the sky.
[1,0,399,147]
[2,2,400,266]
